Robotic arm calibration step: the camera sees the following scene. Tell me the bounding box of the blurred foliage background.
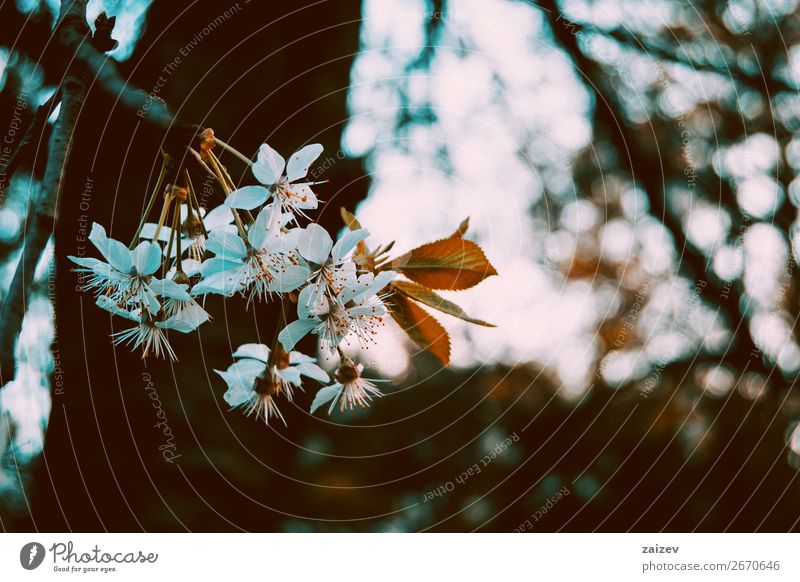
[1,0,800,531]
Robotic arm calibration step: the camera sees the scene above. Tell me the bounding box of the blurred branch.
[409,0,447,70]
[555,14,796,236]
[0,2,89,384]
[0,90,61,185]
[569,16,798,250]
[594,26,796,96]
[538,0,778,382]
[63,17,173,129]
[0,2,186,386]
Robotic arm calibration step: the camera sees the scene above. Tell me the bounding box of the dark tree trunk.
[30,0,365,531]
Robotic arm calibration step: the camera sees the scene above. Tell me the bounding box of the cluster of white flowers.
[70,141,396,426]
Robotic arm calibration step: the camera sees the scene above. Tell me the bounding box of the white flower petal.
[267,226,302,254]
[203,205,235,231]
[206,230,247,260]
[68,256,106,270]
[181,259,201,277]
[139,223,172,242]
[221,380,252,407]
[278,318,318,351]
[295,223,332,265]
[284,183,318,210]
[276,366,303,387]
[247,204,278,250]
[96,295,141,322]
[286,144,323,182]
[348,303,386,317]
[224,185,269,210]
[90,223,133,274]
[156,303,210,332]
[189,273,234,297]
[289,351,316,364]
[149,278,191,301]
[310,383,342,414]
[232,343,270,363]
[253,143,286,185]
[228,358,268,379]
[191,262,246,297]
[132,241,162,275]
[350,270,397,304]
[88,223,113,262]
[200,257,239,276]
[331,228,369,262]
[297,283,326,319]
[269,264,311,293]
[140,287,162,315]
[333,261,357,289]
[295,361,329,383]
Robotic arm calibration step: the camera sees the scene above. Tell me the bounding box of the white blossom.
[310,362,384,414]
[191,204,308,302]
[96,295,209,360]
[215,343,328,425]
[279,270,396,352]
[69,223,163,314]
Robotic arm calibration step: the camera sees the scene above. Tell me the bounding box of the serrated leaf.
[385,292,451,366]
[391,237,497,290]
[393,280,495,327]
[340,207,362,230]
[376,240,395,256]
[450,217,470,238]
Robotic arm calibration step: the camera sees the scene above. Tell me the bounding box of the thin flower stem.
[214,137,254,167]
[268,299,290,381]
[232,210,248,240]
[206,152,231,195]
[207,151,254,221]
[173,203,183,274]
[152,193,174,245]
[336,346,351,365]
[130,152,168,249]
[204,152,248,238]
[184,169,207,239]
[209,150,236,190]
[209,150,255,223]
[163,206,177,278]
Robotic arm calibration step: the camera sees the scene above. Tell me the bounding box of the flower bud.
[335,361,360,384]
[172,270,190,285]
[199,128,216,153]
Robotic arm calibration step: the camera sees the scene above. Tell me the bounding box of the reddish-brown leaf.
[449,216,470,238]
[394,280,495,327]
[385,290,451,366]
[391,237,498,290]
